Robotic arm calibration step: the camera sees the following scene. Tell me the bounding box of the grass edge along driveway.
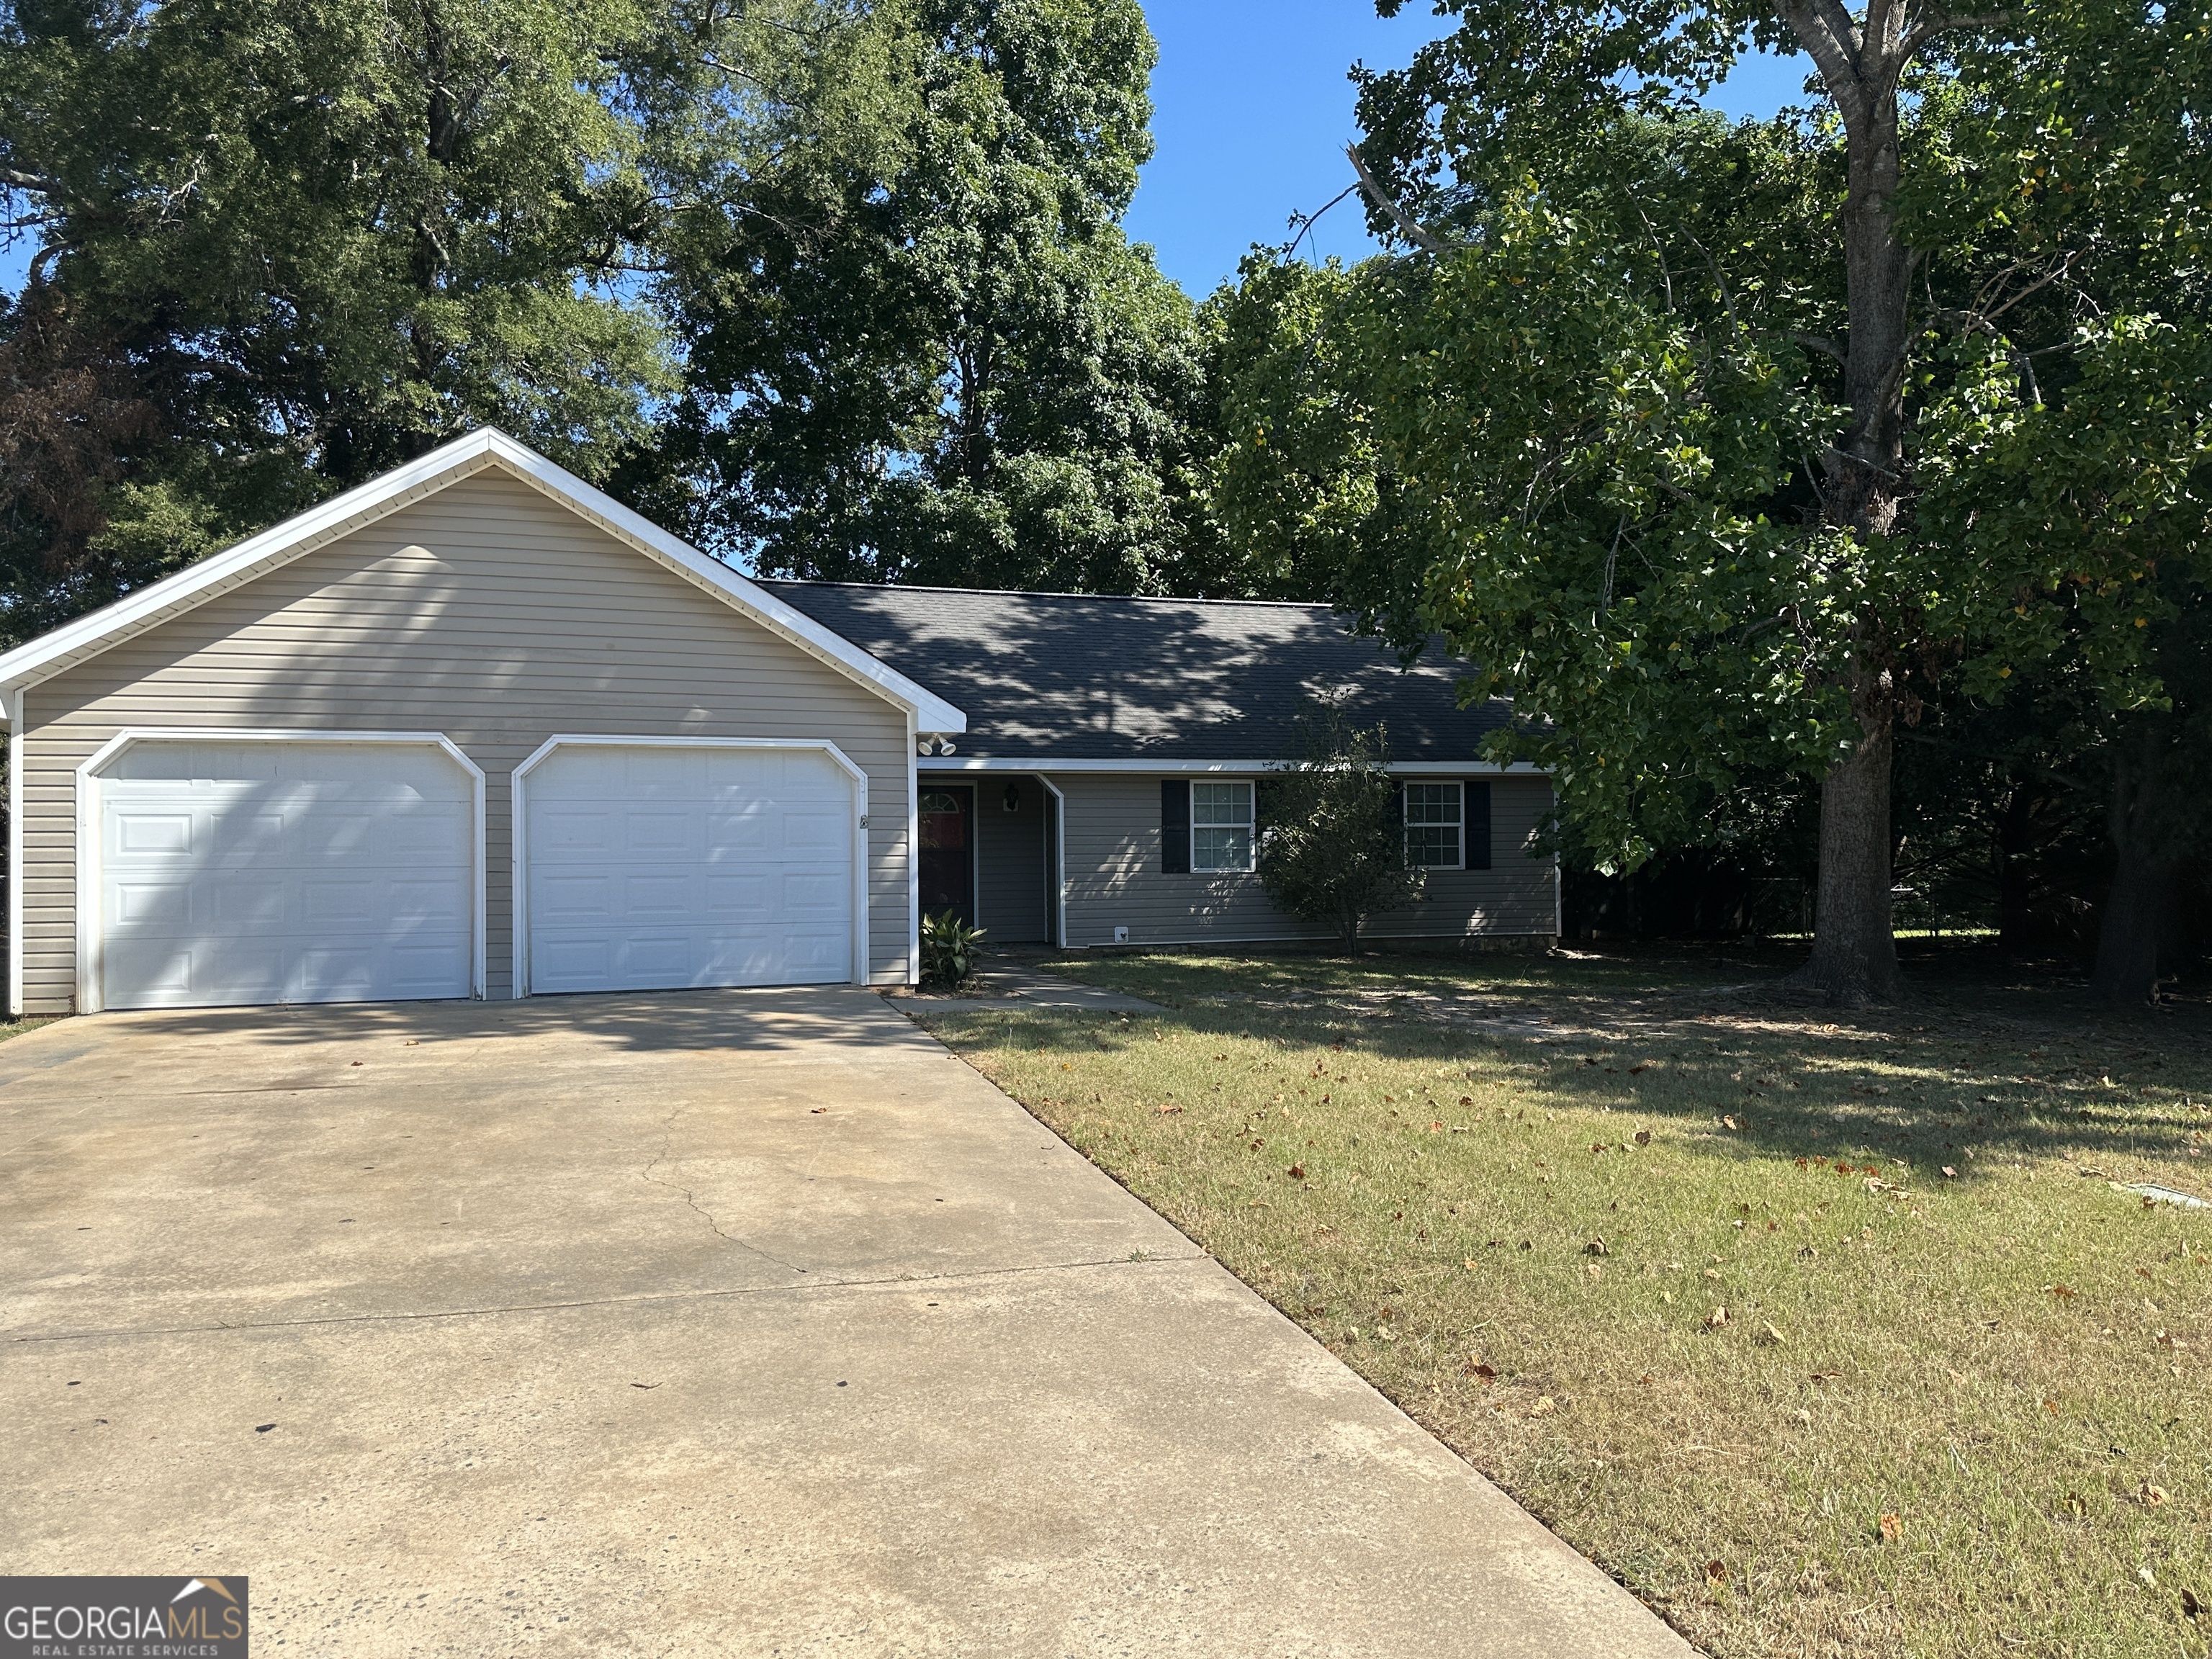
[920,948,2212,1659]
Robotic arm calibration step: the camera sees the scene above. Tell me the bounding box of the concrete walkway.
[2,989,1691,1657]
[884,961,1165,1012]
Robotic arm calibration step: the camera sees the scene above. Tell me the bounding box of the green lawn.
[920,945,2212,1659]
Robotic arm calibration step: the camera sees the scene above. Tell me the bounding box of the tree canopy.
[1207,0,2212,1001]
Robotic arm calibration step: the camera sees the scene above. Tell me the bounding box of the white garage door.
[521,743,857,994]
[96,739,475,1010]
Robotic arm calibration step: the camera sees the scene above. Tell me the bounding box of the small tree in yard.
[1259,703,1424,952]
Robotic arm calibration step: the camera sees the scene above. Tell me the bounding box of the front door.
[917,786,975,926]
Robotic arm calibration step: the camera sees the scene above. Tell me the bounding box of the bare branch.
[1345,143,1454,255]
[1792,332,1845,361]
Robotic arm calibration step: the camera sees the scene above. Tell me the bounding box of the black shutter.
[1465,781,1492,870]
[1161,779,1190,873]
[1390,781,1406,868]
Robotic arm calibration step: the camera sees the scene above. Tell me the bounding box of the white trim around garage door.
[509,735,873,997]
[73,729,488,1015]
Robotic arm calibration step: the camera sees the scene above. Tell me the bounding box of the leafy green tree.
[0,0,866,639]
[1257,701,1424,951]
[1238,0,2212,1004]
[657,0,1220,593]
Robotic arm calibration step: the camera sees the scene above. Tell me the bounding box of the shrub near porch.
[920,950,2212,1659]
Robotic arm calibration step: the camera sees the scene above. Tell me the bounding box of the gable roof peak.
[0,427,964,733]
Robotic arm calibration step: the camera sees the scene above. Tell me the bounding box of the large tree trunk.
[2090,726,2179,1003]
[1782,5,1915,1002]
[1788,710,1905,1003]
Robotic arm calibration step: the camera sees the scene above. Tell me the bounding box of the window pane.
[1191,781,1253,827]
[1404,783,1461,827]
[1192,827,1251,872]
[1406,823,1458,868]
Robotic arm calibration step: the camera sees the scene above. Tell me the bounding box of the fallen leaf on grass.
[2182,1588,2200,1620]
[1704,1559,1727,1586]
[1721,1115,1741,1131]
[1584,1237,1609,1256]
[1759,1323,1785,1346]
[1586,1264,1604,1280]
[1154,1103,1184,1115]
[1942,1166,1959,1179]
[2141,1483,2172,1506]
[1287,1164,1305,1179]
[1528,1395,1555,1416]
[1634,1129,1652,1146]
[2046,1285,2077,1299]
[1704,1306,1729,1329]
[1463,1361,1498,1380]
[1879,1512,1902,1544]
[1629,1062,1651,1076]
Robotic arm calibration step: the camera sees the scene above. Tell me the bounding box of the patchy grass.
[920,945,2212,1659]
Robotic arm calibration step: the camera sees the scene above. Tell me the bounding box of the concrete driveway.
[3,989,1691,1657]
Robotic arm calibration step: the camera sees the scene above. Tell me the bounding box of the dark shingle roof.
[759,581,1513,761]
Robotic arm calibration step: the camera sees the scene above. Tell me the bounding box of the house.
[760,582,1557,952]
[0,429,1556,1017]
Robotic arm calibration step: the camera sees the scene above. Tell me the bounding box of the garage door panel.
[622,873,693,917]
[705,873,770,917]
[114,812,193,856]
[211,880,286,927]
[302,878,377,925]
[97,742,475,1010]
[525,744,855,994]
[705,809,769,852]
[781,932,848,975]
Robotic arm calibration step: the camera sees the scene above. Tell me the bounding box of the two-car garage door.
[89,736,860,1010]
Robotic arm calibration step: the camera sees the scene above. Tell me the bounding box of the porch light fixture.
[1002,783,1021,812]
[917,736,957,756]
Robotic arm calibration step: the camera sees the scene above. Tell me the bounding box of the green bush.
[1258,701,1424,951]
[920,910,987,987]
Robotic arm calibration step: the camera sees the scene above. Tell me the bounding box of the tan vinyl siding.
[20,472,915,1012]
[971,773,1050,943]
[1049,773,1557,949]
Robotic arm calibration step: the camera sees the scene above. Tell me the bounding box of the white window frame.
[1403,781,1464,870]
[1190,780,1256,873]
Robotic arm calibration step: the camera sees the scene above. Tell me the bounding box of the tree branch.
[1900,6,2009,58]
[1346,143,1454,255]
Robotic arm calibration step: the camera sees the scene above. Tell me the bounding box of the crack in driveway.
[639,1104,806,1275]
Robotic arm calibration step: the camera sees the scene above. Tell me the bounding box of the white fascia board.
[0,427,968,735]
[917,757,1549,775]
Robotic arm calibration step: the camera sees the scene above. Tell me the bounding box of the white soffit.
[0,428,967,734]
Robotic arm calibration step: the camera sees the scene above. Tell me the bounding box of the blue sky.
[1128,1,1809,298]
[0,5,1808,302]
